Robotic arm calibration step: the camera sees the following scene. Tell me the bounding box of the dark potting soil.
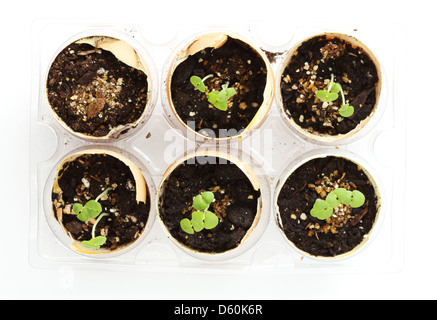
[47,41,149,138]
[277,156,378,257]
[52,153,150,251]
[170,37,268,138]
[280,35,379,136]
[159,156,260,253]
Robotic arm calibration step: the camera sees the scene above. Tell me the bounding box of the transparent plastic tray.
[30,21,406,274]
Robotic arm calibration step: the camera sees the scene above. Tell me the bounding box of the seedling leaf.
[193,194,209,211]
[214,101,228,111]
[201,191,215,205]
[316,90,338,102]
[313,199,330,211]
[204,211,219,229]
[82,200,102,220]
[339,104,354,117]
[225,87,237,97]
[191,211,205,232]
[351,190,365,208]
[330,82,341,94]
[82,236,107,250]
[190,76,206,93]
[72,203,83,215]
[326,191,340,207]
[180,218,194,234]
[217,90,228,103]
[312,207,333,220]
[207,92,218,104]
[333,188,351,205]
[75,200,102,222]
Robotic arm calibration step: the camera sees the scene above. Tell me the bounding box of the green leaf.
[217,90,228,103]
[214,101,228,111]
[310,199,334,220]
[350,190,366,208]
[201,191,215,205]
[83,200,102,219]
[313,199,330,211]
[225,87,237,97]
[82,236,107,250]
[76,211,89,222]
[326,191,340,207]
[207,92,218,104]
[180,218,194,234]
[330,82,341,94]
[190,75,202,86]
[190,76,206,92]
[339,104,354,117]
[76,200,102,221]
[316,90,338,102]
[204,211,219,229]
[191,211,205,232]
[197,82,206,93]
[193,194,209,211]
[310,206,333,220]
[333,188,350,204]
[72,203,83,215]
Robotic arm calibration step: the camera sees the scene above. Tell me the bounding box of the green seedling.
[316,74,355,118]
[190,74,213,93]
[73,187,112,222]
[82,236,107,250]
[72,200,102,222]
[190,75,237,111]
[72,187,113,249]
[180,191,219,234]
[310,187,365,220]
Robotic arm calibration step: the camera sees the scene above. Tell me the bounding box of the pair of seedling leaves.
[316,74,355,118]
[180,191,219,234]
[190,75,237,111]
[72,187,112,249]
[310,187,365,220]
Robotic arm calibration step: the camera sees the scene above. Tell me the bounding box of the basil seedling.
[190,75,237,111]
[180,191,219,234]
[316,74,355,117]
[310,187,365,220]
[72,187,113,249]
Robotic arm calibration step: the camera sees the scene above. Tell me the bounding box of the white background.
[0,0,434,300]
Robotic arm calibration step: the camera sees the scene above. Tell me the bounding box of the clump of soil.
[47,39,149,138]
[159,156,260,253]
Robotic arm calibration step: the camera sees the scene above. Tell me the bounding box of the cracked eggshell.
[47,35,153,142]
[52,149,147,255]
[156,150,263,258]
[165,32,275,142]
[277,32,382,144]
[274,150,383,261]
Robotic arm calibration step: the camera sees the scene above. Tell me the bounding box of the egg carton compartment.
[29,21,406,274]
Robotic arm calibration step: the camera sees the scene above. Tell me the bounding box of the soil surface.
[170,37,268,138]
[52,153,150,251]
[280,35,379,136]
[47,40,149,138]
[159,156,260,253]
[277,156,378,257]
